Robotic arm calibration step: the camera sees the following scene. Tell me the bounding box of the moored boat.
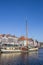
[1,46,38,53]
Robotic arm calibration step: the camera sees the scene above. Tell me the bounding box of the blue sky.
[0,0,43,42]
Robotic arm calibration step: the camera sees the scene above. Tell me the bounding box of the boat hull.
[1,48,38,53]
[1,49,22,53]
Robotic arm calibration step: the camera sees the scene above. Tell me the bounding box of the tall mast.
[26,20,28,38]
[26,18,28,47]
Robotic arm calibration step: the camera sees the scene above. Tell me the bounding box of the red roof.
[18,36,29,41]
[18,36,33,41]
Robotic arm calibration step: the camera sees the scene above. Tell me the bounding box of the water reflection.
[0,53,21,65]
[0,49,43,65]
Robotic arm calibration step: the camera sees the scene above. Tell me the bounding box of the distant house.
[0,34,40,48]
[18,36,34,48]
[0,34,5,38]
[1,36,8,44]
[28,38,34,46]
[33,40,40,47]
[39,42,43,47]
[7,36,18,45]
[0,34,18,45]
[18,36,27,46]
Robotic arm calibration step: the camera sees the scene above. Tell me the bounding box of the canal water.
[0,48,43,65]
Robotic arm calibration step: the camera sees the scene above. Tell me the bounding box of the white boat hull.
[29,48,38,51]
[1,48,38,53]
[1,49,22,53]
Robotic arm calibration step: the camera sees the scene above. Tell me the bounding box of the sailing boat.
[21,19,38,52]
[1,19,38,53]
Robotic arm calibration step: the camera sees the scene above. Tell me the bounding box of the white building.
[18,36,34,48]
